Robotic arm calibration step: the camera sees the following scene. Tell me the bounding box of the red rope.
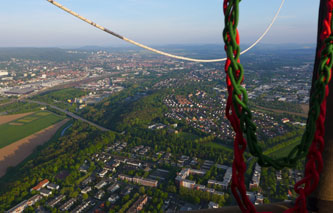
[224,0,333,212]
[285,1,333,212]
[224,1,256,211]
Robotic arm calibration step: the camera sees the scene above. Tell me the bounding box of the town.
[5,139,304,213]
[0,46,312,212]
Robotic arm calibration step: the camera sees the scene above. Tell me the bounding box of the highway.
[5,73,120,131]
[24,100,110,132]
[18,73,119,101]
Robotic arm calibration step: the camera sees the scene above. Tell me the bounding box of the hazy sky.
[1,0,319,47]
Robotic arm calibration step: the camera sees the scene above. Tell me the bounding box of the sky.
[0,0,320,48]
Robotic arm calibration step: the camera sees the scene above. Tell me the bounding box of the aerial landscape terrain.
[0,44,312,212]
[2,0,332,211]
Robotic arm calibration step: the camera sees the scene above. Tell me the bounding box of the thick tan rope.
[46,0,285,63]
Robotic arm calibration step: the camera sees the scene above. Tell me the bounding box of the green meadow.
[0,111,65,148]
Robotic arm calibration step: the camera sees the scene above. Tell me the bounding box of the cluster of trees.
[251,98,303,113]
[32,88,88,112]
[260,167,294,202]
[259,128,304,151]
[264,136,301,157]
[245,158,257,185]
[179,187,228,207]
[78,84,234,164]
[35,88,87,103]
[194,135,215,144]
[188,166,222,187]
[0,121,116,212]
[117,192,140,213]
[143,188,168,212]
[123,126,233,165]
[0,101,40,114]
[126,169,149,178]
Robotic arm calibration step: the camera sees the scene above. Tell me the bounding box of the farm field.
[0,112,33,125]
[0,119,69,177]
[0,111,65,149]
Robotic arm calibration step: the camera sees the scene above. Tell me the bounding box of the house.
[30,179,49,191]
[180,180,196,189]
[40,188,52,197]
[59,198,76,211]
[249,164,261,190]
[82,176,94,185]
[126,195,148,213]
[26,194,42,206]
[221,167,232,190]
[107,183,120,193]
[104,165,116,172]
[214,191,225,196]
[255,193,264,205]
[81,186,92,194]
[208,180,224,187]
[118,174,133,182]
[79,164,89,173]
[71,200,91,213]
[98,169,108,178]
[189,169,206,175]
[205,188,215,194]
[47,183,60,190]
[108,195,120,204]
[194,184,206,191]
[6,193,43,212]
[126,160,142,168]
[95,180,108,190]
[282,118,290,123]
[5,200,27,213]
[95,190,105,200]
[132,177,158,187]
[47,195,66,208]
[208,201,219,209]
[121,186,133,196]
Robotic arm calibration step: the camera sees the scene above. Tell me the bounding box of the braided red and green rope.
[222,0,333,212]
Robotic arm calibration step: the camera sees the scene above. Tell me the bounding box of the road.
[0,100,16,107]
[24,100,110,132]
[254,105,308,118]
[18,73,119,100]
[9,73,119,131]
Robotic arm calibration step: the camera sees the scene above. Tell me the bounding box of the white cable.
[241,0,285,55]
[46,0,285,63]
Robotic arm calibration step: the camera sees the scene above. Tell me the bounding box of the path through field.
[0,119,69,177]
[0,112,34,125]
[254,105,308,118]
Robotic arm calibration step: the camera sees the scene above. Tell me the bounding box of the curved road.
[24,100,110,132]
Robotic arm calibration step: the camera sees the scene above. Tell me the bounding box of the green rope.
[224,1,333,170]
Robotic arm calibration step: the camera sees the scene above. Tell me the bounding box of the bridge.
[23,99,110,132]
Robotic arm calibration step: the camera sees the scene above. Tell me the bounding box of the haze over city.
[1,0,319,47]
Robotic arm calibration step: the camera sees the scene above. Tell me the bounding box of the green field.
[268,141,301,158]
[0,111,65,148]
[177,132,199,140]
[205,142,233,152]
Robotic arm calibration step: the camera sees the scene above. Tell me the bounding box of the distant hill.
[0,48,88,61]
[0,44,316,62]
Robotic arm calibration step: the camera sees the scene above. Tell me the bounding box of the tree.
[105,201,111,208]
[122,194,130,202]
[82,193,88,200]
[167,185,177,193]
[139,186,145,194]
[194,196,200,204]
[263,198,270,204]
